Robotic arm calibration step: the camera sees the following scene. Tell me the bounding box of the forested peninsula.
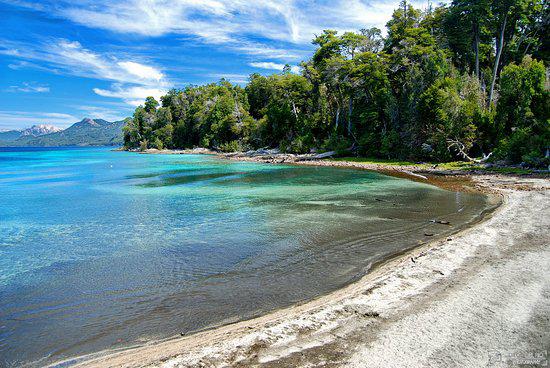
[123,0,549,168]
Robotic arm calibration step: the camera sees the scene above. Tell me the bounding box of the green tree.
[494,56,549,164]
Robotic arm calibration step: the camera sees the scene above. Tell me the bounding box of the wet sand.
[49,172,549,368]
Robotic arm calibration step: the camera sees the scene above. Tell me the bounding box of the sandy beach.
[53,152,549,368]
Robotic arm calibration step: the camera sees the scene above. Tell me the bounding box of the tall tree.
[488,0,533,105]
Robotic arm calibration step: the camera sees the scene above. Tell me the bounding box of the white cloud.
[74,105,129,122]
[117,61,164,81]
[93,85,167,106]
[249,61,300,74]
[231,41,307,61]
[0,38,171,107]
[0,111,78,130]
[29,0,437,47]
[4,1,440,68]
[5,82,50,93]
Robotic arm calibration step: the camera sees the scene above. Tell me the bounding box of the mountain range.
[0,118,127,147]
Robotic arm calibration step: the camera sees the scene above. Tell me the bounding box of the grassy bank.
[329,157,542,175]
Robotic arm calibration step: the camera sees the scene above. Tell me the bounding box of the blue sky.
[0,0,432,130]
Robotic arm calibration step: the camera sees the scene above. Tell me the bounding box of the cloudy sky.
[0,0,434,130]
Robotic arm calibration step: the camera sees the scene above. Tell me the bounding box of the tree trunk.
[474,22,480,79]
[335,106,340,129]
[291,101,298,122]
[234,99,243,126]
[347,96,353,135]
[488,13,508,106]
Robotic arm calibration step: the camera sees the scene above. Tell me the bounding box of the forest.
[123,0,549,166]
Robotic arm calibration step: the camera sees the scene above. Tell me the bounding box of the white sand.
[57,176,549,368]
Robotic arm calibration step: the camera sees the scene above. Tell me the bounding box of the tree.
[488,0,535,105]
[419,74,487,160]
[144,96,159,113]
[121,0,547,165]
[494,56,549,164]
[445,0,491,78]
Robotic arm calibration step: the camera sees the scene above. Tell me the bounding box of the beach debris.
[361,311,380,318]
[430,219,451,225]
[362,285,381,295]
[447,238,453,241]
[433,270,444,275]
[424,233,434,237]
[411,257,416,263]
[295,150,337,161]
[404,170,428,180]
[345,306,381,318]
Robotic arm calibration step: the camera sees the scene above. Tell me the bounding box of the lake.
[0,147,493,366]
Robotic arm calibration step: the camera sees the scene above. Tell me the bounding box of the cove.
[0,147,493,367]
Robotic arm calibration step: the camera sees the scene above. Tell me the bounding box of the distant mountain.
[0,124,62,142]
[21,124,62,136]
[0,118,127,147]
[0,130,23,142]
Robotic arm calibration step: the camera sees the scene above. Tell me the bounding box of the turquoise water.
[0,147,491,366]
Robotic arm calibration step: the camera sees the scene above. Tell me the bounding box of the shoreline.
[51,152,550,368]
[137,147,549,189]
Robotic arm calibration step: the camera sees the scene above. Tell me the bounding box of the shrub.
[153,137,164,150]
[219,140,241,152]
[321,134,352,155]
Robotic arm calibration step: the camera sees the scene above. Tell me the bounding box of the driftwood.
[447,139,493,163]
[295,150,337,161]
[404,171,428,180]
[313,150,337,159]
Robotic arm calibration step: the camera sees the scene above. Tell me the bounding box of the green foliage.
[123,1,548,167]
[321,134,352,155]
[152,137,164,150]
[494,56,549,165]
[139,139,148,152]
[219,140,242,153]
[419,73,488,160]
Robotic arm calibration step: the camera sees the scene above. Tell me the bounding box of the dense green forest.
[124,0,549,167]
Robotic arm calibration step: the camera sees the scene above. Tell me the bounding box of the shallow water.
[0,147,492,366]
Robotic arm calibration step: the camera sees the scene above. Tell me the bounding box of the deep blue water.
[0,147,492,366]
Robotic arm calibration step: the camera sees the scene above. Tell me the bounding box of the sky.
[0,0,434,130]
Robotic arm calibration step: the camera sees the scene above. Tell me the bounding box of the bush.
[199,136,211,148]
[321,134,352,155]
[289,134,314,154]
[494,127,549,167]
[139,139,148,152]
[219,140,241,152]
[153,137,164,150]
[521,151,549,169]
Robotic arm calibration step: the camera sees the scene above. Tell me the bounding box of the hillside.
[1,118,127,147]
[0,124,61,143]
